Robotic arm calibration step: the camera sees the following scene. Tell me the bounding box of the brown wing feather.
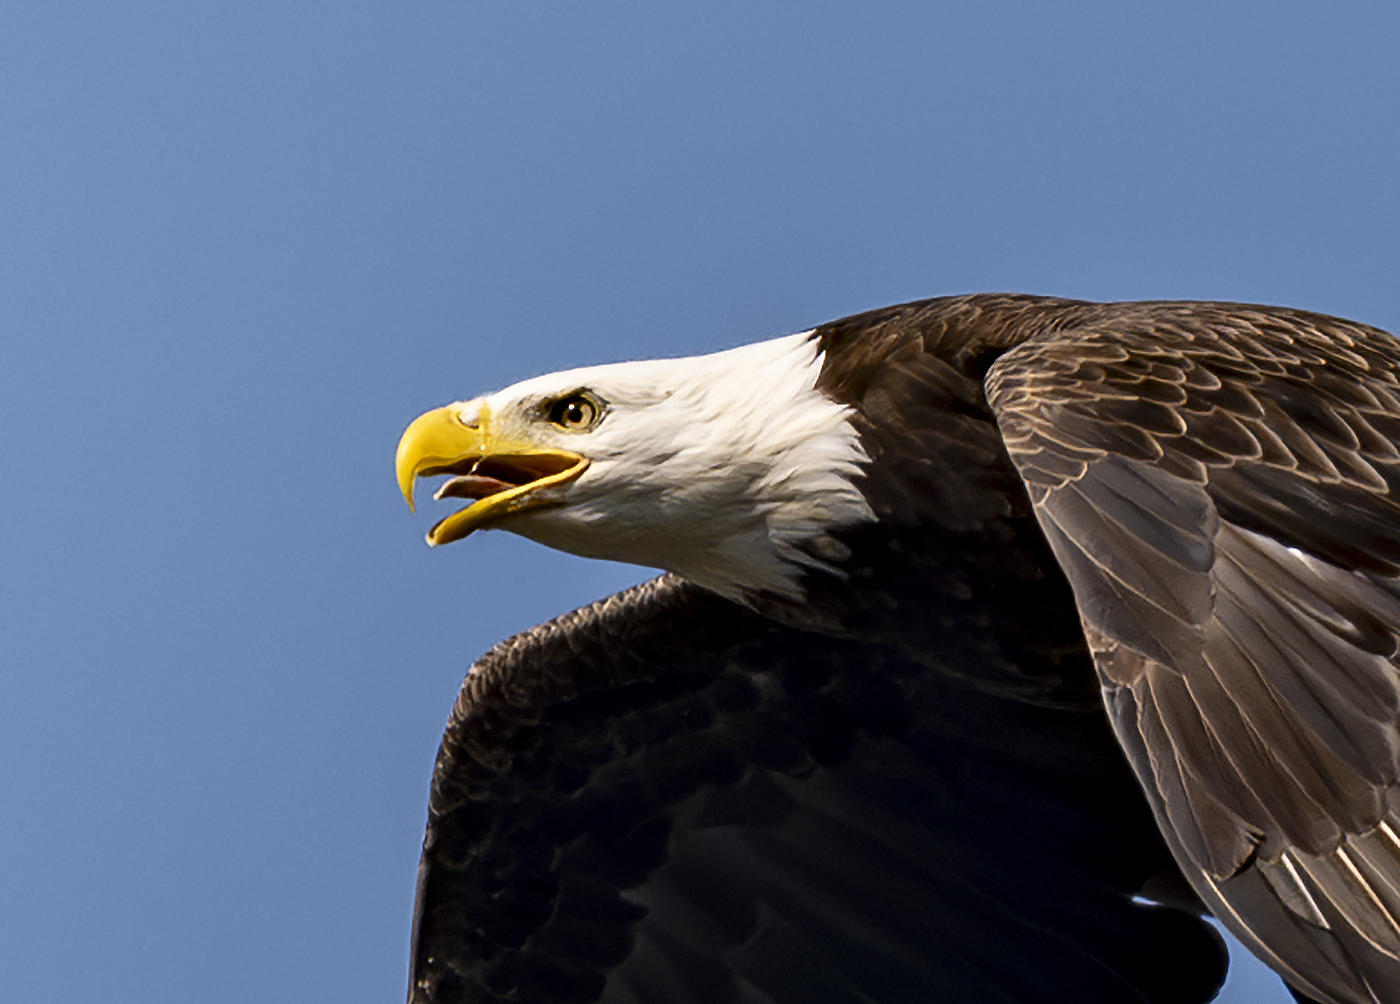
[409,571,1228,1004]
[987,302,1400,1004]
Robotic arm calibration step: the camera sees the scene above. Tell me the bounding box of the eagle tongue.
[434,475,515,502]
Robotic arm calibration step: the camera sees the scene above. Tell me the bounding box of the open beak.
[395,403,589,546]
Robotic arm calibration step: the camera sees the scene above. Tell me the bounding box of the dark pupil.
[566,402,584,423]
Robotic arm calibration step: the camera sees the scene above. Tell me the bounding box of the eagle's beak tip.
[397,405,478,515]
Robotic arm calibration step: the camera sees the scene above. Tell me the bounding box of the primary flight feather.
[397,293,1400,1004]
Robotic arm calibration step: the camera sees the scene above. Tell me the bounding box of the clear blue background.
[3,3,1396,1001]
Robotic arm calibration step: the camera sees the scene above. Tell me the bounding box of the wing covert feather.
[986,303,1400,1004]
[409,574,1224,1004]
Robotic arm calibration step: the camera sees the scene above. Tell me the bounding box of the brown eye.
[548,394,599,431]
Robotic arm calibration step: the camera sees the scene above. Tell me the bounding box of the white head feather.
[469,331,875,601]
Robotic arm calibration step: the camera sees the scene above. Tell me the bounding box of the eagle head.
[395,332,874,601]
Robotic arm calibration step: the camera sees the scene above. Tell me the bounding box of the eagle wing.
[408,574,1224,1004]
[987,302,1400,1004]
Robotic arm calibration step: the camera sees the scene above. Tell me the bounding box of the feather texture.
[987,299,1400,1003]
[408,576,1225,1004]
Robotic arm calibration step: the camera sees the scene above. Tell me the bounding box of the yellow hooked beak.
[395,403,589,546]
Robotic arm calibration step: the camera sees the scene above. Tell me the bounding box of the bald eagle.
[396,294,1400,1004]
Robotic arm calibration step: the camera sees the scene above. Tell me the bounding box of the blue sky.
[3,3,1397,1001]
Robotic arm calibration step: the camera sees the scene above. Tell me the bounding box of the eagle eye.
[547,393,602,432]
